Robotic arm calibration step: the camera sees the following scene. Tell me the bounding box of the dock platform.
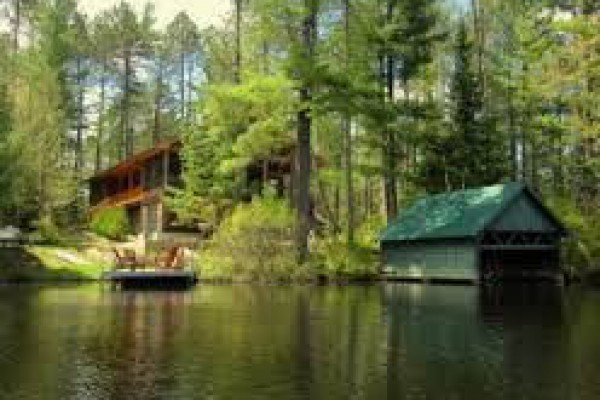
[103,269,198,289]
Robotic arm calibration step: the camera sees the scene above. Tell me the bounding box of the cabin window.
[168,153,182,186]
[132,170,141,188]
[107,178,118,196]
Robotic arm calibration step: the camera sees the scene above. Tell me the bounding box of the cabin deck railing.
[90,187,162,213]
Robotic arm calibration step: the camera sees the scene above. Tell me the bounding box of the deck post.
[128,170,133,190]
[156,201,163,238]
[157,150,169,238]
[141,204,148,237]
[162,150,169,188]
[140,163,146,190]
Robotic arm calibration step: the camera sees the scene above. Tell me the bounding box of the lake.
[0,283,599,400]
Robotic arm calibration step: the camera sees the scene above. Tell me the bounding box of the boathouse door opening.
[478,230,562,281]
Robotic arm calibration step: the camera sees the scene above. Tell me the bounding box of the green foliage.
[312,237,379,279]
[88,207,130,241]
[420,19,507,192]
[35,216,65,245]
[547,195,600,276]
[202,73,297,170]
[167,123,234,226]
[198,197,307,281]
[171,73,296,224]
[311,216,384,278]
[355,215,386,250]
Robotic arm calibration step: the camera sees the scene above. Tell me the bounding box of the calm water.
[0,283,599,400]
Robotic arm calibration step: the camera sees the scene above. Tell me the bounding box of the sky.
[78,0,470,30]
[78,0,232,29]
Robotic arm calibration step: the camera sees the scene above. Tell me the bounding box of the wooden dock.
[103,269,198,289]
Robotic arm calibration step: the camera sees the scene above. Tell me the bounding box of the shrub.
[198,197,308,281]
[547,195,600,277]
[355,215,386,250]
[311,217,383,279]
[312,236,379,278]
[89,207,130,241]
[35,216,65,245]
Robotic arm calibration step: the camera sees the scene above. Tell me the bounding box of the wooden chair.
[113,248,140,271]
[155,246,183,270]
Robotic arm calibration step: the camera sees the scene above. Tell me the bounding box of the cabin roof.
[90,139,181,181]
[380,182,567,242]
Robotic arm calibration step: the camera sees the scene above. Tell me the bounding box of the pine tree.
[449,19,505,188]
[100,2,156,158]
[166,11,200,123]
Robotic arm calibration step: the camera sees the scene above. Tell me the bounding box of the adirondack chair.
[155,246,183,270]
[112,248,141,271]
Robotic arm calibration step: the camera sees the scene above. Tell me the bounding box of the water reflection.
[0,284,599,400]
[479,284,569,400]
[478,283,565,323]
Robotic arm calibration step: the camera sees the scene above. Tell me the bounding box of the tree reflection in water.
[0,284,599,400]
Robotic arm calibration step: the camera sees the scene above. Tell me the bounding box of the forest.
[0,0,598,280]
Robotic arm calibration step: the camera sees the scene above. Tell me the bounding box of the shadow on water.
[478,283,565,324]
[380,282,581,400]
[478,284,570,400]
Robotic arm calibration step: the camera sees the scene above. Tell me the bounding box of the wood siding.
[490,194,559,232]
[382,241,477,281]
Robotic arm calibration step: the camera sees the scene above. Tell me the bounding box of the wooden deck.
[103,269,198,289]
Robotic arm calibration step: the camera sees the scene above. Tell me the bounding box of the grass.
[0,246,105,282]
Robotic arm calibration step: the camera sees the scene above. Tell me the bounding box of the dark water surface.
[1,283,599,400]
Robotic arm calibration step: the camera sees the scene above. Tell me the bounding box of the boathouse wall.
[382,240,477,281]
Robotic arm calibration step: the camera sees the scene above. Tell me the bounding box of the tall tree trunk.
[13,0,20,51]
[508,75,518,181]
[96,67,106,172]
[180,50,186,120]
[187,56,194,123]
[383,0,398,222]
[123,49,132,159]
[154,62,162,143]
[297,91,311,263]
[334,155,340,232]
[478,2,486,98]
[471,0,484,88]
[344,117,354,241]
[556,107,564,192]
[343,0,354,244]
[296,0,317,264]
[530,134,537,190]
[75,56,84,172]
[234,0,242,83]
[364,176,371,219]
[262,40,269,74]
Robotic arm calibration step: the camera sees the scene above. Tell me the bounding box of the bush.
[35,216,65,245]
[198,197,309,281]
[89,207,130,241]
[547,195,600,277]
[311,217,383,279]
[312,236,379,278]
[355,215,386,250]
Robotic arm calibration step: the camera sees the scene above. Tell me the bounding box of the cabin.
[89,140,182,240]
[89,140,317,240]
[380,182,568,282]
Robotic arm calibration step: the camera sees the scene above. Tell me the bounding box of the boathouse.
[380,183,567,282]
[89,139,182,239]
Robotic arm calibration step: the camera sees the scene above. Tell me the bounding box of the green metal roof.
[380,182,554,242]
